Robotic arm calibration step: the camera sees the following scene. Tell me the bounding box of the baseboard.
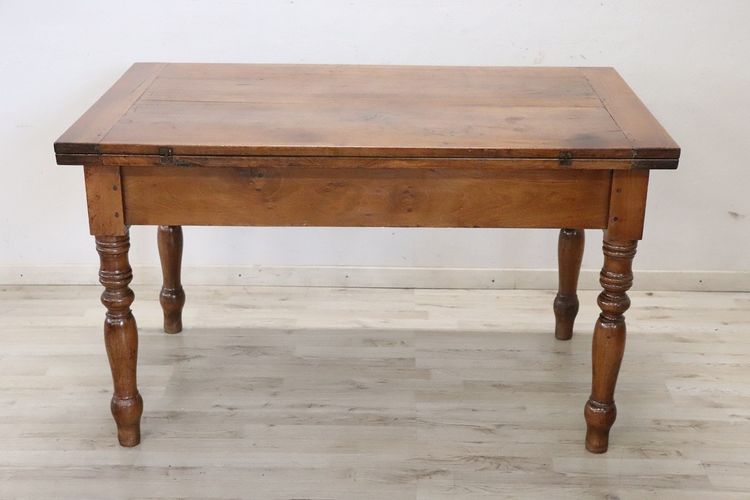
[0,265,747,291]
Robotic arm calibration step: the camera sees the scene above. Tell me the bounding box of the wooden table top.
[55,63,679,165]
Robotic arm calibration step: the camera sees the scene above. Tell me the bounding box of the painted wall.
[1,1,748,286]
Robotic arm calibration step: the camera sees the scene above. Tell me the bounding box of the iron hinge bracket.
[158,147,173,164]
[558,151,573,166]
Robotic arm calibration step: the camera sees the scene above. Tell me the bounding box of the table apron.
[113,166,612,229]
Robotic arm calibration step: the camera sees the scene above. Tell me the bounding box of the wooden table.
[55,63,679,453]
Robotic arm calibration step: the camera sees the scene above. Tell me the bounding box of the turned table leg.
[96,231,143,447]
[584,235,637,453]
[158,225,185,334]
[554,228,584,340]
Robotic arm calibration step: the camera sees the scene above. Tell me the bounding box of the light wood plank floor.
[0,285,749,499]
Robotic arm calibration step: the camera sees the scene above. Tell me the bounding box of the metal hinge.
[558,151,573,166]
[158,147,173,164]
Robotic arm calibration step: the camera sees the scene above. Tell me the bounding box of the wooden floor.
[0,285,749,499]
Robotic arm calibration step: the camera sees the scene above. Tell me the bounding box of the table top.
[55,63,679,165]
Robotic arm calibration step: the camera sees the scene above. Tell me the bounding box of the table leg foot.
[112,393,143,447]
[585,394,617,453]
[584,236,636,453]
[554,228,584,340]
[96,231,143,447]
[158,225,185,334]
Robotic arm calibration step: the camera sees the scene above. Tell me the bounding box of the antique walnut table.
[55,63,679,453]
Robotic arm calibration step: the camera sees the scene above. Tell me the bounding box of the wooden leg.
[158,225,185,334]
[554,228,584,340]
[584,235,637,453]
[96,231,143,447]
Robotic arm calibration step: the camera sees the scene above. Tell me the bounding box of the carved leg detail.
[554,228,584,340]
[585,237,637,453]
[96,232,143,447]
[158,225,185,334]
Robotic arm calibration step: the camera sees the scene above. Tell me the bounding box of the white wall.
[1,0,748,287]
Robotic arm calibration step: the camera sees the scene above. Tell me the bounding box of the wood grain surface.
[120,166,611,228]
[55,63,680,165]
[1,285,747,498]
[83,165,126,235]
